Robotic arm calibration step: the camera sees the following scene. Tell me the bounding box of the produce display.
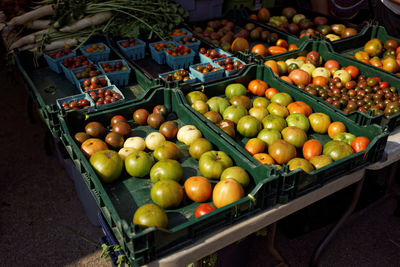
[84,43,106,53]
[214,57,245,72]
[264,51,400,117]
[248,7,358,42]
[74,64,101,80]
[161,69,192,82]
[45,44,73,58]
[62,55,90,70]
[119,37,143,48]
[166,45,191,56]
[175,35,199,45]
[199,47,229,60]
[60,97,91,111]
[170,28,190,38]
[152,42,176,52]
[81,76,109,91]
[100,61,128,73]
[88,87,123,106]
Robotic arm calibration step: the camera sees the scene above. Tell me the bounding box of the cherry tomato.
[379,81,389,89]
[195,203,215,218]
[351,136,370,153]
[371,77,381,83]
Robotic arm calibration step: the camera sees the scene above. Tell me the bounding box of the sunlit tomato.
[268,46,287,55]
[288,44,298,51]
[302,139,322,160]
[253,153,275,165]
[212,178,244,208]
[324,59,340,73]
[287,101,313,117]
[312,76,329,86]
[280,76,293,84]
[351,136,370,152]
[327,121,347,139]
[379,81,389,89]
[264,60,280,74]
[276,39,288,48]
[248,80,268,96]
[265,87,279,99]
[184,176,212,203]
[288,69,311,86]
[344,66,359,79]
[195,203,215,218]
[245,138,266,156]
[251,44,268,57]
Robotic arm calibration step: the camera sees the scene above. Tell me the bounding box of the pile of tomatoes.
[199,48,228,60]
[46,44,73,59]
[84,43,106,53]
[152,42,176,52]
[62,55,90,70]
[60,98,91,111]
[119,38,142,48]
[74,64,101,80]
[100,61,128,73]
[81,76,108,92]
[166,45,191,56]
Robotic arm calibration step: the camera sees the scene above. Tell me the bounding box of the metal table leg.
[310,176,365,267]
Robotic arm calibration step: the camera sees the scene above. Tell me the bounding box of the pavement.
[1,58,400,267]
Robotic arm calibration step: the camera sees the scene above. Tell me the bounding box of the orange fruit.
[265,87,279,99]
[302,139,322,161]
[328,121,347,139]
[264,60,279,74]
[312,76,329,86]
[251,44,268,57]
[231,37,250,52]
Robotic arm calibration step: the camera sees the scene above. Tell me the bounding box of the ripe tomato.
[264,60,280,74]
[324,60,340,70]
[265,87,279,99]
[280,76,293,84]
[212,178,244,208]
[248,80,268,96]
[253,153,275,165]
[251,44,268,57]
[287,101,313,117]
[379,81,389,89]
[312,76,329,86]
[245,138,266,156]
[344,66,359,79]
[195,203,216,218]
[288,44,298,51]
[184,176,212,202]
[267,46,287,55]
[302,139,322,160]
[351,136,370,152]
[327,121,347,139]
[276,39,288,48]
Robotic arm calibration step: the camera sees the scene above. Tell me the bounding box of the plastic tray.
[165,49,196,69]
[71,65,102,90]
[173,35,201,53]
[61,57,93,84]
[57,87,279,266]
[189,62,225,82]
[149,41,179,65]
[43,48,77,74]
[178,63,388,202]
[199,48,232,64]
[213,56,247,77]
[56,93,95,113]
[80,42,111,63]
[98,59,131,87]
[264,39,400,132]
[88,85,125,110]
[117,38,146,61]
[158,69,198,84]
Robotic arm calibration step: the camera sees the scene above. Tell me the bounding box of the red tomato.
[195,203,215,218]
[371,77,381,83]
[351,136,370,152]
[248,80,268,96]
[344,66,359,79]
[379,81,389,89]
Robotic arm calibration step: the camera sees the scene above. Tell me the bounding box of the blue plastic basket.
[170,28,192,39]
[87,85,125,110]
[71,65,102,89]
[79,42,110,63]
[61,57,93,83]
[78,74,112,93]
[158,69,198,84]
[173,35,201,53]
[199,48,232,63]
[149,41,179,64]
[165,49,196,69]
[56,93,95,113]
[43,48,76,74]
[189,62,225,82]
[117,38,146,61]
[98,59,131,86]
[213,57,247,77]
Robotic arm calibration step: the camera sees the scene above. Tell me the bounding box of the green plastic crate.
[264,40,400,132]
[327,23,400,81]
[57,87,280,266]
[177,64,388,202]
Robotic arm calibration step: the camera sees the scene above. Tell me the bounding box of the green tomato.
[199,151,233,179]
[333,132,356,145]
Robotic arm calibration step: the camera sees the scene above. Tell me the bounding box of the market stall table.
[144,128,400,267]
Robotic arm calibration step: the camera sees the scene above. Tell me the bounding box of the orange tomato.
[302,139,322,160]
[276,39,288,48]
[360,59,370,64]
[265,87,279,99]
[245,138,266,156]
[312,76,329,86]
[288,44,298,51]
[251,44,268,57]
[253,153,275,165]
[248,80,268,96]
[267,46,287,55]
[296,56,307,62]
[351,136,370,152]
[212,178,244,208]
[264,60,280,74]
[280,76,293,84]
[184,176,212,203]
[344,66,359,79]
[287,101,312,116]
[328,121,347,139]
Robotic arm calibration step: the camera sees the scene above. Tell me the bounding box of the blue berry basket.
[117,38,146,61]
[79,42,111,63]
[98,59,131,87]
[78,74,112,93]
[61,57,93,83]
[56,93,95,113]
[158,69,198,84]
[213,57,247,77]
[43,48,76,74]
[165,49,196,69]
[173,35,201,53]
[149,41,179,64]
[71,65,102,89]
[199,48,232,64]
[189,62,225,82]
[87,85,125,110]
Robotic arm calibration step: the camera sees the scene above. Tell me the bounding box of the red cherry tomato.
[195,203,215,218]
[371,77,381,83]
[351,136,370,153]
[379,81,389,89]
